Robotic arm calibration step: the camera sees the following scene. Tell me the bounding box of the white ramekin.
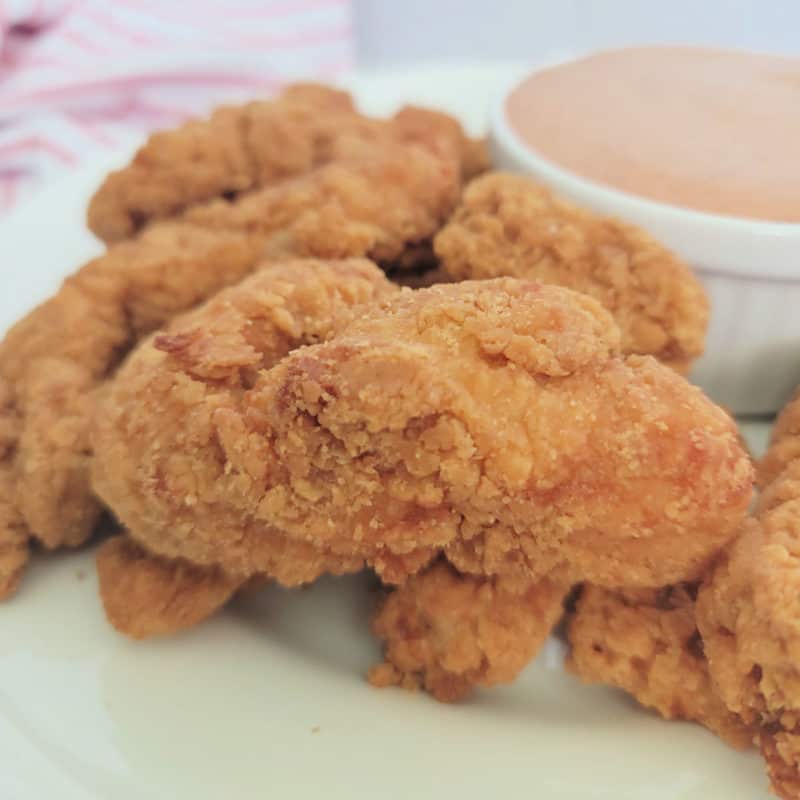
[489,79,800,416]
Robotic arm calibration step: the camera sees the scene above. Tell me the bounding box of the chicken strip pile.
[696,395,800,799]
[92,276,751,698]
[4,77,774,791]
[0,140,460,599]
[434,173,709,371]
[88,83,485,243]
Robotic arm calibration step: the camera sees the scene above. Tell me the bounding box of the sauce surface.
[506,47,800,223]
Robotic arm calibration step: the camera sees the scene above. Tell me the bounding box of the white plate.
[0,64,773,800]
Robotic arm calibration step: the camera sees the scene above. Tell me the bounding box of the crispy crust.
[370,561,569,701]
[88,84,471,243]
[567,583,752,748]
[698,505,800,799]
[97,536,244,638]
[759,389,800,491]
[434,172,709,370]
[91,259,397,587]
[695,391,800,799]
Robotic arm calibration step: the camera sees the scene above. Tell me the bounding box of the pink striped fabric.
[0,0,354,215]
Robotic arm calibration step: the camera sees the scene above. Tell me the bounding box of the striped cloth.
[0,0,354,214]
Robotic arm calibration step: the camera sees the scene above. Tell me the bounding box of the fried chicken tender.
[90,258,397,635]
[567,583,752,747]
[88,84,473,243]
[697,456,800,799]
[1,142,458,599]
[434,173,709,371]
[93,278,751,651]
[181,141,459,266]
[369,561,569,701]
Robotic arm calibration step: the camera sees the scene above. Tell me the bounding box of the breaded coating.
[97,535,244,639]
[87,84,471,243]
[87,84,357,241]
[389,106,490,181]
[0,226,259,377]
[0,381,27,597]
[698,484,800,799]
[264,282,747,589]
[567,583,751,748]
[434,173,709,371]
[758,388,800,490]
[0,228,259,595]
[91,258,398,588]
[369,561,569,701]
[695,395,800,798]
[0,464,27,599]
[758,459,800,516]
[182,142,460,266]
[565,388,800,797]
[94,278,751,606]
[0,142,458,598]
[15,358,100,548]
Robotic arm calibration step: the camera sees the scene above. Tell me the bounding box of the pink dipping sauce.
[506,47,800,223]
